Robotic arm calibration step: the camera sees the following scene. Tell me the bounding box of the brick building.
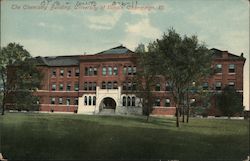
[32,45,245,115]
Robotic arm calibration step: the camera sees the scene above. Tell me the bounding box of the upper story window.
[215,82,222,90]
[128,66,132,75]
[67,69,72,77]
[74,97,78,105]
[75,68,80,77]
[51,84,56,91]
[51,69,56,77]
[74,83,79,91]
[102,67,107,76]
[66,83,71,91]
[113,67,118,75]
[107,82,112,89]
[215,64,222,74]
[84,82,88,90]
[60,69,64,77]
[165,82,172,91]
[132,83,137,91]
[154,98,161,106]
[59,83,64,91]
[155,83,161,91]
[203,82,209,90]
[228,64,235,73]
[133,66,136,75]
[113,81,118,89]
[165,98,170,107]
[93,82,97,90]
[108,67,112,76]
[93,67,97,75]
[58,97,63,105]
[85,67,97,76]
[66,98,70,106]
[102,81,106,89]
[123,66,127,75]
[51,97,55,104]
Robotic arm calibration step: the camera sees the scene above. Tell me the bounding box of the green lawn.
[0,113,249,161]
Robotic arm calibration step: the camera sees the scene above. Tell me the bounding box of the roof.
[96,45,134,55]
[35,55,80,66]
[210,48,245,60]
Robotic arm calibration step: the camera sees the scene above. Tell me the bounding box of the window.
[203,82,209,90]
[84,82,88,90]
[88,82,92,91]
[113,81,118,89]
[132,83,136,91]
[88,96,92,105]
[228,81,235,88]
[66,83,71,91]
[155,99,161,106]
[74,83,79,91]
[85,67,88,76]
[59,83,63,91]
[51,84,56,91]
[133,66,136,75]
[122,96,126,106]
[155,83,161,91]
[51,97,55,104]
[215,82,222,90]
[113,67,118,75]
[89,67,93,76]
[67,69,72,77]
[123,66,127,75]
[51,69,56,77]
[59,97,63,104]
[75,68,80,77]
[190,98,196,106]
[128,66,132,75]
[228,64,235,73]
[74,97,78,105]
[66,98,70,105]
[127,96,131,106]
[93,96,96,105]
[107,82,112,89]
[102,81,106,89]
[93,67,97,75]
[127,82,132,90]
[215,64,222,74]
[122,82,127,90]
[84,96,87,105]
[165,82,171,91]
[102,67,107,76]
[165,99,170,107]
[60,69,64,77]
[132,97,136,106]
[108,67,112,75]
[93,82,96,90]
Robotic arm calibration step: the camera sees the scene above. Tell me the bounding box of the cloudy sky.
[1,0,249,108]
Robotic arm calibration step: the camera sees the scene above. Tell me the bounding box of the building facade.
[32,46,245,116]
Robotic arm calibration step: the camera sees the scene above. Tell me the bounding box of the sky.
[1,0,249,109]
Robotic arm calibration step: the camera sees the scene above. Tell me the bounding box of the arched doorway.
[99,97,116,112]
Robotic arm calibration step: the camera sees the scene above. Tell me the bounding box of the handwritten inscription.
[10,0,165,12]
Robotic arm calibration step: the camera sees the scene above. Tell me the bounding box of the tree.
[156,29,212,127]
[133,43,160,121]
[0,43,42,115]
[216,86,244,118]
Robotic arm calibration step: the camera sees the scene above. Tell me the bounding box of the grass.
[0,113,249,161]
